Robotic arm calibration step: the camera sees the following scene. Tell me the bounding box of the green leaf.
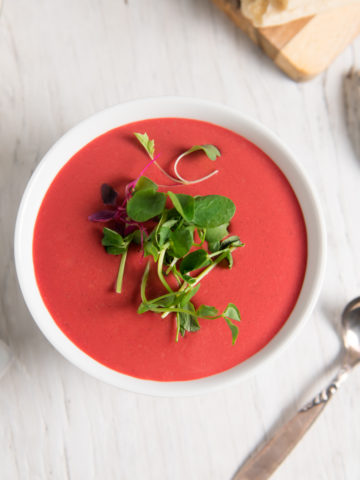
[197,305,219,318]
[179,249,211,275]
[169,227,194,258]
[134,132,155,159]
[193,195,236,228]
[143,239,159,261]
[105,246,127,255]
[148,293,177,308]
[220,235,244,249]
[181,144,221,161]
[157,219,178,247]
[102,228,124,247]
[138,303,150,314]
[102,228,130,254]
[205,223,229,243]
[127,189,166,222]
[181,273,196,284]
[224,317,239,345]
[143,232,159,260]
[224,251,233,268]
[135,176,158,192]
[165,207,182,221]
[208,240,220,253]
[178,284,201,307]
[179,302,200,336]
[223,303,241,322]
[196,228,206,245]
[132,229,142,245]
[167,191,194,222]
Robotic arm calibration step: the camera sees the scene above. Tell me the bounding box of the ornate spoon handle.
[233,365,352,480]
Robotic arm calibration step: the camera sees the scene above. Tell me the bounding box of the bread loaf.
[242,0,360,26]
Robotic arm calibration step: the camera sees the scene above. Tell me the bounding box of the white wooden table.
[1,1,360,479]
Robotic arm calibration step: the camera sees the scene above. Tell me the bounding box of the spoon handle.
[233,365,352,480]
[0,340,12,379]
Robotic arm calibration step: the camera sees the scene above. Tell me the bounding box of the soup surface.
[33,118,307,381]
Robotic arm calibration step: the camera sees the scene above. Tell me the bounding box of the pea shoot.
[89,133,245,344]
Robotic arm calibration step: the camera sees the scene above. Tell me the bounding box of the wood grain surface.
[1,1,360,479]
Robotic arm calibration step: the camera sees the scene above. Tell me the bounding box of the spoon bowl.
[342,297,360,359]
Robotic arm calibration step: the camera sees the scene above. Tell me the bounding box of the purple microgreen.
[88,210,116,222]
[135,155,160,181]
[101,184,118,205]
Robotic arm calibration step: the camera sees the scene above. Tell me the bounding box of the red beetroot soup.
[33,118,307,381]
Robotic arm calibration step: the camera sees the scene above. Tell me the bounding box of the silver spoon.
[234,298,360,480]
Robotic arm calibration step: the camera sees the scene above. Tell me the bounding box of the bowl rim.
[14,96,327,397]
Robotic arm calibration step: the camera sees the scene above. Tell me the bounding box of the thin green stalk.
[175,218,184,231]
[146,292,175,305]
[191,247,236,287]
[208,247,230,258]
[149,305,220,319]
[158,247,173,293]
[154,211,167,247]
[193,228,206,247]
[161,282,190,318]
[176,312,181,342]
[161,247,235,318]
[165,257,178,275]
[115,250,128,294]
[171,266,182,285]
[140,261,151,303]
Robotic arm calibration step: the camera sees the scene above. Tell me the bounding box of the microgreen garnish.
[101,184,118,205]
[134,132,155,159]
[174,144,220,184]
[133,132,221,185]
[89,133,245,343]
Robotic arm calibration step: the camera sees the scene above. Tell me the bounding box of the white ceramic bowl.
[14,97,326,396]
